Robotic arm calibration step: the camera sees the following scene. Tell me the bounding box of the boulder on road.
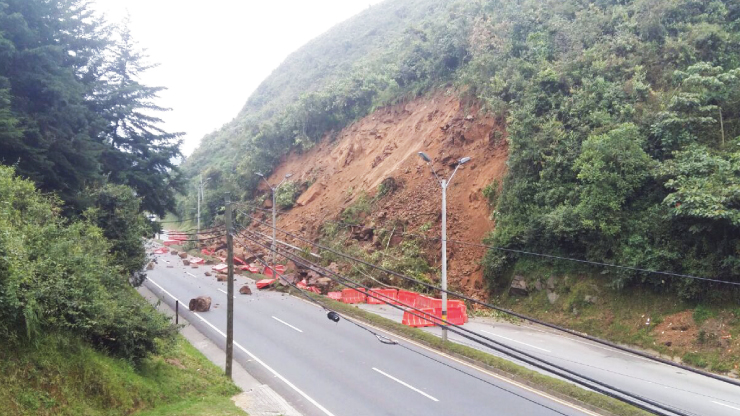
[188,296,211,312]
[170,250,178,255]
[216,274,227,282]
[146,262,154,270]
[239,285,252,295]
[509,275,528,296]
[204,272,212,276]
[178,252,188,259]
[182,259,190,266]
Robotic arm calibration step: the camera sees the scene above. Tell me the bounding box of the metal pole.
[225,192,234,378]
[175,300,179,325]
[272,188,277,266]
[197,176,202,235]
[441,180,448,341]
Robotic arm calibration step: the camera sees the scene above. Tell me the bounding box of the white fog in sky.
[91,0,386,156]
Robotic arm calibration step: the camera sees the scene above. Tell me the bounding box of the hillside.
[182,0,740,304]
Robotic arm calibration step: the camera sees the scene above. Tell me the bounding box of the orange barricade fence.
[256,279,276,289]
[163,240,178,246]
[426,299,468,322]
[340,288,367,304]
[397,290,419,306]
[327,292,342,300]
[365,288,399,305]
[414,295,436,309]
[402,306,467,327]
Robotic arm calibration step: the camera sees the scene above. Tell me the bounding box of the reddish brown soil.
[257,92,508,299]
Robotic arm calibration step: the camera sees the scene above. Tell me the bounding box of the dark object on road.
[182,259,190,266]
[178,252,188,259]
[216,274,227,282]
[327,311,340,322]
[239,285,252,295]
[146,262,154,270]
[204,271,212,276]
[170,250,178,255]
[188,296,211,312]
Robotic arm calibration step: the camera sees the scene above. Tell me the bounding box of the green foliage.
[274,180,299,209]
[0,0,181,216]
[481,179,500,206]
[179,0,740,301]
[0,166,174,361]
[340,193,372,223]
[82,184,149,284]
[693,304,717,325]
[0,334,241,416]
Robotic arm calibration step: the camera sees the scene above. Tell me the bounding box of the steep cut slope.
[259,92,507,297]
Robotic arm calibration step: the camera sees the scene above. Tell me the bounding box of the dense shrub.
[0,166,174,361]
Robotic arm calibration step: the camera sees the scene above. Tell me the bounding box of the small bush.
[275,180,299,209]
[693,304,715,325]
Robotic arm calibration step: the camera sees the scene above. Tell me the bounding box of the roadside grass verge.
[304,292,651,416]
[0,333,244,416]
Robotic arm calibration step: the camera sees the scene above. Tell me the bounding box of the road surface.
[143,251,597,416]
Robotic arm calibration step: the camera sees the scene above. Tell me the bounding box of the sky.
[91,0,386,156]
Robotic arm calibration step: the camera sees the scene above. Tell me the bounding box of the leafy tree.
[82,184,149,285]
[574,124,655,237]
[95,21,184,217]
[660,142,740,226]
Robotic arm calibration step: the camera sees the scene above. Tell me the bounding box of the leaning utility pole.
[224,193,234,378]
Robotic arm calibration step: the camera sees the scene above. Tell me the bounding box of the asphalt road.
[143,251,598,416]
[358,303,740,416]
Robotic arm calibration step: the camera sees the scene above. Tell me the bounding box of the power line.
[327,220,740,287]
[156,217,198,224]
[241,212,740,388]
[232,233,578,416]
[235,229,692,416]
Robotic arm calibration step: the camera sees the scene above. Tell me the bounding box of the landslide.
[259,92,507,298]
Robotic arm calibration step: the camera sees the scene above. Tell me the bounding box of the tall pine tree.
[95,20,183,217]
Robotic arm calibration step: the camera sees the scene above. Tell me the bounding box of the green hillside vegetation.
[0,333,243,416]
[184,0,740,301]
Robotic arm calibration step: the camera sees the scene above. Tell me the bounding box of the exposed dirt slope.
[261,92,507,297]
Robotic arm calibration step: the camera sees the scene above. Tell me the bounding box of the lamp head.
[418,152,431,163]
[256,172,264,177]
[285,173,293,179]
[458,157,471,165]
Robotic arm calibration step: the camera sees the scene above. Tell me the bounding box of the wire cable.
[236,229,693,416]
[231,232,576,416]
[240,212,740,389]
[328,220,740,287]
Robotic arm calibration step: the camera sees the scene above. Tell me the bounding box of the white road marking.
[272,316,303,333]
[218,288,227,294]
[480,330,551,352]
[186,272,197,278]
[372,367,439,402]
[714,401,740,412]
[146,278,336,416]
[293,296,600,416]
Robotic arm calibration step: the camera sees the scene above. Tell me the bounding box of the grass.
[0,333,245,416]
[302,292,652,416]
[491,269,740,375]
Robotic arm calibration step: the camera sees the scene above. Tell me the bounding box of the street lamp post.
[256,172,293,266]
[196,176,210,235]
[418,152,471,342]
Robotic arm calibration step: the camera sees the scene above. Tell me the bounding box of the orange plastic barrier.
[234,256,247,265]
[415,295,436,309]
[340,288,367,304]
[201,248,213,255]
[366,288,399,305]
[163,240,179,246]
[327,292,342,300]
[256,278,276,289]
[169,233,188,241]
[402,306,467,327]
[306,286,321,294]
[239,265,260,273]
[397,290,419,306]
[211,263,227,273]
[153,247,169,254]
[190,257,205,265]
